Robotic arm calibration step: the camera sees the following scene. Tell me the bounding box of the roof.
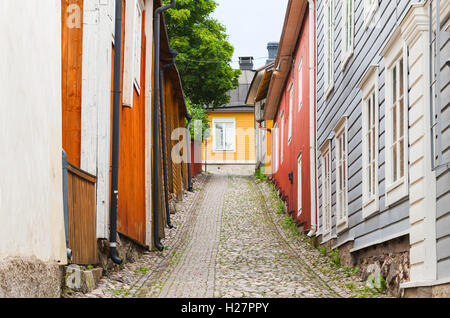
[264,0,308,121]
[156,0,188,117]
[206,69,255,112]
[245,62,275,105]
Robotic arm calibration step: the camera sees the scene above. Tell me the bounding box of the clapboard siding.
[436,8,450,280]
[317,0,411,248]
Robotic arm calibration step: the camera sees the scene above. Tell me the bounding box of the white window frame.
[341,0,354,69]
[363,0,379,30]
[324,0,335,97]
[273,123,279,173]
[383,37,409,207]
[123,0,144,107]
[334,116,349,233]
[133,0,143,93]
[298,153,303,215]
[288,83,293,144]
[320,140,332,242]
[359,65,380,218]
[298,57,303,111]
[212,117,236,153]
[281,111,285,164]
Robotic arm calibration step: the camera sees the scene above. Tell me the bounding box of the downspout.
[186,114,193,191]
[153,0,176,251]
[159,50,178,229]
[109,0,123,264]
[307,0,317,237]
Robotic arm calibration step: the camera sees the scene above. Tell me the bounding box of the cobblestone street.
[67,173,388,299]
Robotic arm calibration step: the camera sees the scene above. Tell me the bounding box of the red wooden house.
[264,0,317,233]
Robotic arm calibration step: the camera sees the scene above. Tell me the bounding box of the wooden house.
[61,0,188,262]
[315,0,450,295]
[202,57,256,175]
[0,0,67,297]
[261,0,317,232]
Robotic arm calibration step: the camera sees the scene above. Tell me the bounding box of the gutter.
[186,114,193,191]
[159,50,178,230]
[307,0,317,237]
[109,0,124,264]
[152,0,177,251]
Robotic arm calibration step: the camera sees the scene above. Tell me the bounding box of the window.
[298,154,303,215]
[359,66,380,218]
[281,112,285,164]
[298,58,303,110]
[341,0,354,68]
[363,0,378,29]
[288,84,293,143]
[334,117,348,232]
[381,29,408,206]
[385,54,408,204]
[321,141,332,241]
[324,0,334,96]
[133,0,143,92]
[212,118,236,152]
[123,0,144,107]
[274,123,279,173]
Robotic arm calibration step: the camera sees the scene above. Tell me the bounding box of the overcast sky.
[212,0,289,70]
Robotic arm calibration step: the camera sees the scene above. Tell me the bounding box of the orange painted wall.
[61,0,83,167]
[116,2,148,247]
[202,112,256,163]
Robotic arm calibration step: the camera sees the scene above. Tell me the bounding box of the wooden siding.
[67,164,98,265]
[316,0,411,248]
[271,8,312,229]
[436,9,450,280]
[117,3,148,246]
[203,112,256,163]
[61,0,84,167]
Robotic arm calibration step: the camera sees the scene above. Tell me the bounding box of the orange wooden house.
[61,0,188,263]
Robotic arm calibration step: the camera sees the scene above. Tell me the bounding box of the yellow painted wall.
[202,112,255,163]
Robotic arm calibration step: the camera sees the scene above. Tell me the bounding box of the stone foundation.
[97,233,147,274]
[0,256,63,298]
[403,282,450,298]
[315,234,410,297]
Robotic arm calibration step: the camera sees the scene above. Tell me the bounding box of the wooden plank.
[67,165,97,265]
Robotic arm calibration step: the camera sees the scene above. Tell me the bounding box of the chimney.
[239,56,254,70]
[266,42,279,64]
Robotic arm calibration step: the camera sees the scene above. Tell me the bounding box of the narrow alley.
[66,173,386,299]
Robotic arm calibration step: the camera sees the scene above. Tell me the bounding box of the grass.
[134,267,150,275]
[254,167,266,182]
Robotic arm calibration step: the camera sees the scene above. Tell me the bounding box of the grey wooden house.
[315,0,449,296]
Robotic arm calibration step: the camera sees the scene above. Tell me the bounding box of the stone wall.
[0,256,63,298]
[315,234,410,297]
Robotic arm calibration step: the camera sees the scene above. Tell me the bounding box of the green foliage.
[135,267,150,275]
[318,246,327,256]
[254,167,266,181]
[282,216,298,235]
[186,100,209,140]
[328,248,341,267]
[163,0,241,108]
[275,200,285,215]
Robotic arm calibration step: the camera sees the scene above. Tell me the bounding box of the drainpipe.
[186,114,193,191]
[153,0,177,251]
[307,0,317,237]
[159,50,178,229]
[109,0,123,264]
[62,150,72,261]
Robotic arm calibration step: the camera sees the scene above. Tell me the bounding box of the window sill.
[385,177,408,207]
[325,84,334,100]
[336,218,349,235]
[341,51,353,71]
[362,196,379,219]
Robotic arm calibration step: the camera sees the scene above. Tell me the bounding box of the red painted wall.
[191,140,202,177]
[271,8,314,230]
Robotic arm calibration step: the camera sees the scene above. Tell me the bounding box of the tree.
[185,99,209,141]
[163,0,241,108]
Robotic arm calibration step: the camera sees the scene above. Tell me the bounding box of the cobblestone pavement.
[67,173,390,298]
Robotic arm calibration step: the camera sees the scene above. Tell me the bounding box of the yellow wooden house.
[202,57,256,175]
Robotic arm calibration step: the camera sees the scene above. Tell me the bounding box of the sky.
[212,0,289,70]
